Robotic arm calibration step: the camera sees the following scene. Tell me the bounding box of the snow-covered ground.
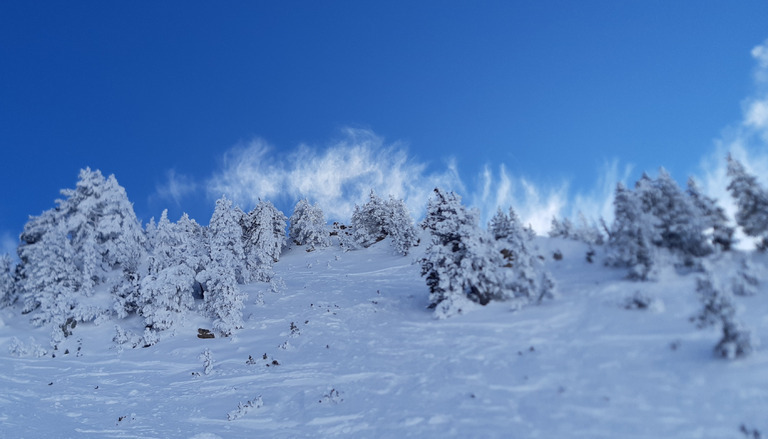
[2,237,767,438]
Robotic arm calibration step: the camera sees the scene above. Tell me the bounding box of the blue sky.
[2,1,768,254]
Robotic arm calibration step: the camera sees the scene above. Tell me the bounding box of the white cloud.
[207,128,462,221]
[204,128,624,236]
[152,169,198,206]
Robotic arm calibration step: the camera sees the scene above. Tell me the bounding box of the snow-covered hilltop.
[1,155,768,437]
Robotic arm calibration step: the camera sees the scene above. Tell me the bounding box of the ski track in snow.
[2,237,768,438]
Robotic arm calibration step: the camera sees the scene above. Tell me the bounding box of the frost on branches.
[289,199,330,251]
[350,191,418,255]
[138,210,196,331]
[242,200,287,281]
[0,254,16,308]
[15,168,146,339]
[420,188,507,318]
[197,197,247,336]
[727,155,768,250]
[693,275,756,360]
[490,207,556,305]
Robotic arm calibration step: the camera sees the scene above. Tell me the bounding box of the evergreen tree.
[138,210,195,330]
[686,178,735,251]
[289,199,330,250]
[242,200,287,281]
[421,188,506,318]
[351,190,390,248]
[385,196,419,256]
[197,197,247,335]
[492,208,556,304]
[726,155,768,249]
[693,275,754,359]
[18,221,81,332]
[605,183,658,280]
[642,168,711,259]
[0,254,15,307]
[549,216,574,239]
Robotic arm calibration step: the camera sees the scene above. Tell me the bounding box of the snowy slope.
[1,237,768,438]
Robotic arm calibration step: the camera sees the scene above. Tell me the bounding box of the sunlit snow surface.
[2,237,768,438]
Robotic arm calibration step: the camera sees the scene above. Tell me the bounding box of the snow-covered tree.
[138,210,195,330]
[0,254,16,307]
[727,155,768,249]
[686,177,735,251]
[605,183,658,280]
[491,207,556,304]
[385,196,419,255]
[693,275,755,359]
[351,191,419,255]
[242,200,287,281]
[289,199,330,251]
[549,216,574,239]
[351,190,389,248]
[17,220,81,335]
[197,197,247,335]
[421,189,506,318]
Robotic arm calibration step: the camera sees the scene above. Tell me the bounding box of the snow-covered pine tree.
[726,155,768,249]
[693,275,755,359]
[17,220,81,339]
[54,168,148,314]
[491,207,556,304]
[351,190,389,248]
[0,254,16,307]
[242,200,287,281]
[289,199,330,251]
[385,196,419,255]
[138,210,195,331]
[197,196,247,335]
[605,182,658,280]
[573,212,605,246]
[177,212,209,277]
[549,216,574,239]
[641,168,712,261]
[686,177,735,252]
[421,188,506,318]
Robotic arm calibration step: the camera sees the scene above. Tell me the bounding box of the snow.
[2,236,768,438]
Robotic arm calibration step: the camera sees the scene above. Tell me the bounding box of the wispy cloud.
[207,128,462,221]
[204,128,625,235]
[152,169,198,207]
[194,39,768,237]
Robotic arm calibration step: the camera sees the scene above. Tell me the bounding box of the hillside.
[1,236,767,438]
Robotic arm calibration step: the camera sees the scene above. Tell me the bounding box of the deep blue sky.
[2,1,768,251]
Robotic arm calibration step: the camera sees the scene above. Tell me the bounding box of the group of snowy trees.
[420,188,555,319]
[0,168,427,343]
[603,168,735,280]
[0,169,297,341]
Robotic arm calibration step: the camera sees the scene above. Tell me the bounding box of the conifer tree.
[385,196,419,255]
[726,155,768,249]
[693,275,755,359]
[138,210,195,330]
[421,188,505,318]
[686,178,735,251]
[605,183,658,280]
[351,190,389,248]
[491,207,556,304]
[197,197,247,335]
[0,254,15,307]
[242,200,287,281]
[289,199,330,250]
